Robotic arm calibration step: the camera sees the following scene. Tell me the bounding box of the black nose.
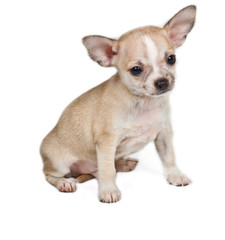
[154,78,169,91]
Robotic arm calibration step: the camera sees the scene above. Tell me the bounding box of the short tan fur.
[40,6,196,203]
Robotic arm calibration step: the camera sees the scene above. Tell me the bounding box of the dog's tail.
[76,174,95,183]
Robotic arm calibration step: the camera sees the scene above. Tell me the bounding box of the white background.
[0,0,224,239]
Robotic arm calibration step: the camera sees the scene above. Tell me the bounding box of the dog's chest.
[116,103,166,158]
[128,110,161,139]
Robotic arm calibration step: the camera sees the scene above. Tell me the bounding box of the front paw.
[165,167,191,186]
[99,184,121,203]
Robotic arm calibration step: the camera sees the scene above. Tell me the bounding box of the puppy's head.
[83,5,196,97]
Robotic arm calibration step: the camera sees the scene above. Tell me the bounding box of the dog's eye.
[167,55,176,65]
[130,66,143,76]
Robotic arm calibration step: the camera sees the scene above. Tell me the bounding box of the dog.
[40,5,196,203]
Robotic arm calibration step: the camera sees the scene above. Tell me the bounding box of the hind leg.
[41,148,77,192]
[43,161,77,192]
[46,175,76,192]
[40,133,78,192]
[115,158,138,172]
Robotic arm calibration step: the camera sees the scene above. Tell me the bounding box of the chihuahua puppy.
[40,5,196,203]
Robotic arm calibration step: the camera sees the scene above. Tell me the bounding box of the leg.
[40,134,77,192]
[46,175,76,192]
[154,122,191,186]
[42,157,76,192]
[115,158,138,172]
[76,158,138,183]
[96,135,121,203]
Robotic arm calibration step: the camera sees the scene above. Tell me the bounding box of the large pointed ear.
[82,35,118,67]
[164,5,196,48]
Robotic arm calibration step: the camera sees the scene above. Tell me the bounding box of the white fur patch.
[143,36,160,77]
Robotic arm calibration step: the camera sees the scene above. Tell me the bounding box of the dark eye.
[167,54,176,65]
[130,66,143,76]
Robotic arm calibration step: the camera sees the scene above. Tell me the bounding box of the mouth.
[152,87,173,96]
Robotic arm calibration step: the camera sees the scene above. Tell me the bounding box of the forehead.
[118,26,173,65]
